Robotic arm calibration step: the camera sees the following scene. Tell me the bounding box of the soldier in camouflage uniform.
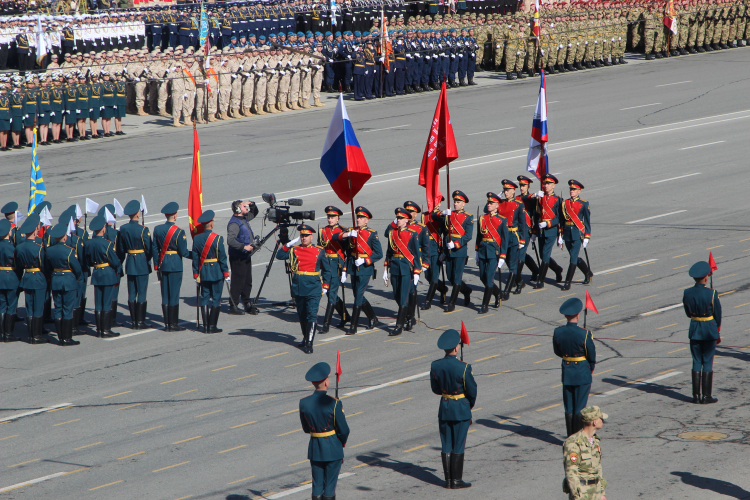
[562,406,608,500]
[475,14,487,70]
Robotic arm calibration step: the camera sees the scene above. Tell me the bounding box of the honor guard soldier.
[46,223,83,346]
[0,219,21,342]
[153,202,193,332]
[561,179,593,290]
[496,179,526,300]
[684,261,722,405]
[16,214,49,344]
[276,224,331,354]
[402,201,431,327]
[384,207,422,336]
[192,210,230,334]
[515,175,539,293]
[475,192,508,314]
[66,206,90,332]
[119,200,153,329]
[318,206,350,333]
[1,201,21,246]
[553,297,597,437]
[562,406,608,500]
[419,198,449,310]
[299,362,350,500]
[440,190,474,312]
[431,329,477,489]
[533,174,565,288]
[340,206,382,335]
[86,216,121,338]
[98,204,125,326]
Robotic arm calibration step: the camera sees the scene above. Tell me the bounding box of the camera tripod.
[247,224,297,315]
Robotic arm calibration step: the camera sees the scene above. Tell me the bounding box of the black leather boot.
[208,306,222,333]
[362,300,377,329]
[421,283,437,310]
[450,453,471,489]
[170,305,186,331]
[514,262,527,294]
[200,306,209,333]
[3,313,19,342]
[30,317,48,344]
[550,258,564,283]
[305,323,317,354]
[562,264,576,291]
[525,254,539,281]
[691,370,702,404]
[112,300,121,326]
[492,284,502,308]
[228,301,245,315]
[162,304,171,331]
[312,495,323,500]
[572,414,584,434]
[346,306,361,335]
[391,306,406,336]
[71,307,81,334]
[506,71,516,80]
[577,258,593,285]
[437,281,448,304]
[405,292,417,330]
[95,311,103,337]
[446,285,460,312]
[54,318,62,343]
[565,413,574,437]
[320,302,335,334]
[460,282,472,306]
[479,287,492,314]
[534,263,549,289]
[501,273,515,301]
[321,495,335,500]
[61,319,80,346]
[620,56,627,64]
[102,311,119,337]
[137,302,148,329]
[335,297,349,329]
[297,320,308,347]
[702,372,717,404]
[128,300,137,329]
[441,452,452,489]
[79,298,89,325]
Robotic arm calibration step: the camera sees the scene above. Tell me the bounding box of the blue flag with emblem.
[199,3,209,47]
[28,128,46,215]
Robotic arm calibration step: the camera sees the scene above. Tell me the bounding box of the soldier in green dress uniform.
[191,210,230,334]
[439,190,474,312]
[533,173,564,288]
[475,192,508,314]
[561,179,593,290]
[0,219,21,342]
[85,216,121,338]
[317,206,349,333]
[15,214,49,344]
[383,207,422,336]
[119,200,153,330]
[45,223,82,346]
[98,204,125,326]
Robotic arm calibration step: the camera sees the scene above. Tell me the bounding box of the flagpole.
[583,308,587,329]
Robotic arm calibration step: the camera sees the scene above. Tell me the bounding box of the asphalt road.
[2,48,750,500]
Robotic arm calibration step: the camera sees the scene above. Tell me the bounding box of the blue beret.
[363,31,370,36]
[517,175,533,185]
[20,214,40,234]
[437,329,461,350]
[248,33,256,37]
[305,361,331,382]
[49,223,68,239]
[325,31,332,36]
[689,261,712,278]
[305,31,313,36]
[33,201,52,215]
[559,297,583,316]
[325,206,343,216]
[123,200,141,216]
[501,179,519,189]
[354,206,372,219]
[452,190,469,203]
[395,207,410,219]
[259,35,266,40]
[161,202,179,214]
[354,31,361,36]
[197,210,215,224]
[403,201,421,213]
[542,173,559,184]
[343,31,350,36]
[0,219,11,235]
[89,216,105,232]
[269,32,277,37]
[1,201,18,214]
[287,32,294,37]
[230,34,237,39]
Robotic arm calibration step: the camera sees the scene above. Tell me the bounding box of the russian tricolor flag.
[526,70,549,181]
[320,95,372,204]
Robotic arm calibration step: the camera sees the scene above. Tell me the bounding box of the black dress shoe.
[13,144,24,149]
[91,135,102,139]
[115,131,125,136]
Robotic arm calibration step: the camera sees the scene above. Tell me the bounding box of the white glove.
[40,113,45,117]
[413,274,420,286]
[225,276,231,282]
[279,70,286,75]
[536,191,544,197]
[50,112,55,116]
[365,71,368,75]
[422,266,428,273]
[382,269,389,284]
[582,238,589,249]
[322,288,328,295]
[355,257,365,267]
[497,258,505,269]
[539,222,548,229]
[89,109,93,112]
[288,236,301,246]
[340,272,347,283]
[558,235,564,247]
[349,229,358,237]
[519,244,525,249]
[442,208,451,215]
[447,241,455,250]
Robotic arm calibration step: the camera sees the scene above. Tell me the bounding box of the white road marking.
[649,173,701,184]
[264,473,355,499]
[625,210,686,224]
[364,124,411,133]
[466,127,515,136]
[594,259,658,276]
[102,322,189,340]
[318,322,397,343]
[344,372,430,397]
[520,101,558,108]
[641,303,682,316]
[286,157,320,164]
[0,403,73,423]
[619,103,662,111]
[69,187,136,199]
[596,371,682,397]
[679,141,725,151]
[0,182,22,188]
[655,80,692,87]
[178,151,236,161]
[0,472,70,493]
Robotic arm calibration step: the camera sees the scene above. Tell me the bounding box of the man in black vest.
[226,200,259,314]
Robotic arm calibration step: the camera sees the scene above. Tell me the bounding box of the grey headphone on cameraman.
[232,200,243,215]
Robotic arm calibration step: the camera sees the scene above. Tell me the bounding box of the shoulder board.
[578,198,588,203]
[313,244,324,250]
[463,212,472,217]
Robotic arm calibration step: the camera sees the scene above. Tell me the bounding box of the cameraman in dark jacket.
[227,200,259,314]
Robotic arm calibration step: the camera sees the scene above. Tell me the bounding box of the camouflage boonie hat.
[581,406,608,422]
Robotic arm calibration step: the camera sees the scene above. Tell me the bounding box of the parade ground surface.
[2,48,750,500]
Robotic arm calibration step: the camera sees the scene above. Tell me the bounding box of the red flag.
[418,81,458,211]
[708,252,718,272]
[460,321,470,345]
[188,129,204,237]
[585,290,599,314]
[336,350,342,383]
